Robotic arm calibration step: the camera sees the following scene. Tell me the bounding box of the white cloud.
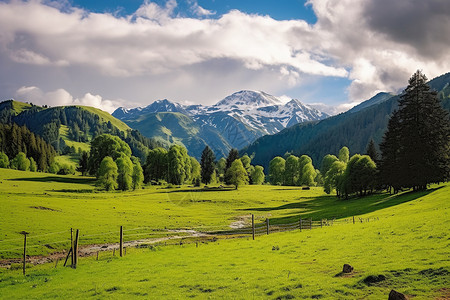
[0,0,449,110]
[15,86,126,113]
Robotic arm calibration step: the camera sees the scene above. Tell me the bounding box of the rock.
[343,264,353,273]
[388,290,407,300]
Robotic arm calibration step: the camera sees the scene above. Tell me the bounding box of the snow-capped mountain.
[113,90,329,158]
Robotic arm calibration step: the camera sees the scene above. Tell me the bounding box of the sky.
[0,0,449,114]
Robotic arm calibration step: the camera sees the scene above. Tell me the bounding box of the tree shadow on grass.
[163,187,236,193]
[241,187,443,225]
[9,176,97,185]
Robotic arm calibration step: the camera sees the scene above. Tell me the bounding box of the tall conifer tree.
[380,71,450,191]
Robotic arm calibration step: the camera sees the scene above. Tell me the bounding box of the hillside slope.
[242,72,450,169]
[0,101,157,162]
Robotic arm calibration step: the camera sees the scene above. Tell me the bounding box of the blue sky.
[70,0,318,22]
[0,0,448,113]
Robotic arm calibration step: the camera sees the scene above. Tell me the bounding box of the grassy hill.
[0,169,448,298]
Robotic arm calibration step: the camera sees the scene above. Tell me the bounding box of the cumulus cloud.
[15,86,126,113]
[0,0,449,111]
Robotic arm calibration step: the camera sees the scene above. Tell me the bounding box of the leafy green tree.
[48,162,60,174]
[301,162,316,186]
[98,156,118,191]
[284,155,299,186]
[340,154,362,199]
[353,155,377,196]
[10,152,30,171]
[200,146,216,184]
[29,157,37,172]
[269,156,285,185]
[225,148,239,184]
[320,154,339,177]
[144,147,168,183]
[324,160,346,195]
[190,157,201,185]
[365,139,379,163]
[88,134,132,176]
[168,145,187,185]
[380,71,450,191]
[0,151,9,168]
[217,157,226,176]
[338,146,350,163]
[225,159,249,189]
[131,157,144,190]
[298,155,313,185]
[117,156,133,191]
[241,154,251,170]
[250,165,265,185]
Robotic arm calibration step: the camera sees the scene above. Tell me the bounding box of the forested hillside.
[242,72,450,169]
[0,101,160,163]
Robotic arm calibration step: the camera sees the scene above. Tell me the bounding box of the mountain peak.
[215,90,283,108]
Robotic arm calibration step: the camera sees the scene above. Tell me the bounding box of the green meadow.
[0,168,448,299]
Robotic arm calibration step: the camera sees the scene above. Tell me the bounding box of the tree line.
[0,123,56,172]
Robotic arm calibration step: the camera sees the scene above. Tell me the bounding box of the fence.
[0,215,379,274]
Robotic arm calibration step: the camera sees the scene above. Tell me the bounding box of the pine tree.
[380,71,450,191]
[365,139,379,163]
[200,146,215,185]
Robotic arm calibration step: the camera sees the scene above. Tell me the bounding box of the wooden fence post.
[20,231,29,275]
[299,218,302,232]
[72,229,79,269]
[252,214,255,240]
[321,219,323,228]
[310,218,312,230]
[266,218,269,235]
[120,226,123,257]
[70,228,74,266]
[353,216,355,224]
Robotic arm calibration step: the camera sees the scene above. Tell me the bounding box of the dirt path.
[0,230,212,268]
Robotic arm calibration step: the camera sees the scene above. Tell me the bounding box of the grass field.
[1,168,444,259]
[0,171,448,299]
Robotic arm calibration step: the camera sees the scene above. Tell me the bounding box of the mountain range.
[113,90,329,159]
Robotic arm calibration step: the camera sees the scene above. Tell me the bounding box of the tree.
[77,151,89,176]
[200,146,216,185]
[301,162,316,187]
[131,157,144,190]
[190,157,201,185]
[10,152,30,171]
[380,71,450,191]
[338,146,350,163]
[98,156,118,191]
[225,148,239,184]
[320,154,339,177]
[250,165,265,185]
[29,157,37,172]
[269,156,285,185]
[217,158,226,176]
[0,152,9,168]
[353,155,377,196]
[324,160,346,195]
[167,145,187,185]
[117,156,133,191]
[365,139,379,163]
[88,134,132,176]
[284,155,299,186]
[225,159,249,189]
[144,147,168,183]
[298,155,313,185]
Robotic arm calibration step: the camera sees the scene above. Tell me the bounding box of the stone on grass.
[343,264,353,273]
[388,289,407,300]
